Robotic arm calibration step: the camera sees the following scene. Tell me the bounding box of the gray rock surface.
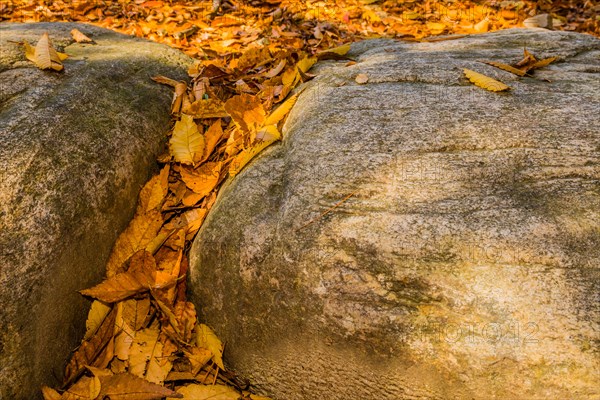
[189,29,600,399]
[0,22,190,399]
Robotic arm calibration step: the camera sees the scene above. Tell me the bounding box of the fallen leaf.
[41,386,61,400]
[61,375,101,400]
[138,165,170,213]
[34,32,64,71]
[170,384,239,400]
[184,346,212,375]
[480,60,527,76]
[355,73,369,84]
[180,162,223,197]
[224,94,266,134]
[71,29,94,43]
[530,56,558,70]
[195,324,224,370]
[170,114,205,166]
[129,326,173,384]
[152,75,180,87]
[98,372,182,399]
[316,43,351,60]
[64,308,117,386]
[106,209,164,277]
[264,92,299,126]
[81,251,174,303]
[255,125,281,142]
[229,139,277,177]
[186,99,229,119]
[84,300,112,340]
[201,120,223,162]
[463,68,510,92]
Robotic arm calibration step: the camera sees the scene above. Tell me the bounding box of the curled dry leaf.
[463,68,510,92]
[169,114,205,166]
[70,28,94,43]
[481,60,527,76]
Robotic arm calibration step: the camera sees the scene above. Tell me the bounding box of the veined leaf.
[84,300,112,340]
[224,94,266,134]
[264,92,299,126]
[530,56,558,70]
[180,162,223,197]
[98,372,182,399]
[169,114,205,165]
[170,384,239,400]
[195,323,224,370]
[34,32,64,71]
[463,68,510,92]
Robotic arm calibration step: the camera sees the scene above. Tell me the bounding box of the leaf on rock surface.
[463,68,510,92]
[170,384,240,400]
[264,92,300,126]
[34,32,65,71]
[23,41,36,63]
[229,139,277,177]
[194,324,224,370]
[170,114,205,166]
[70,29,94,43]
[480,60,527,76]
[530,56,558,70]
[98,372,182,400]
[151,75,180,88]
[224,94,266,134]
[316,43,352,60]
[355,73,369,84]
[179,162,223,197]
[81,250,175,303]
[84,300,112,340]
[106,208,164,277]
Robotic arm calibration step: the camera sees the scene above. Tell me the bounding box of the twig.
[295,190,358,231]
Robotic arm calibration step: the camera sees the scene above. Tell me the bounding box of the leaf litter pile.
[5,1,597,399]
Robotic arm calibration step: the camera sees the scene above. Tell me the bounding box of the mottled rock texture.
[0,23,190,399]
[189,29,600,399]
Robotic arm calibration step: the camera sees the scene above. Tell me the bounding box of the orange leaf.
[97,372,181,399]
[224,94,266,134]
[70,29,94,43]
[180,162,223,197]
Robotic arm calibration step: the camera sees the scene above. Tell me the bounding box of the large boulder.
[189,29,600,399]
[0,23,190,399]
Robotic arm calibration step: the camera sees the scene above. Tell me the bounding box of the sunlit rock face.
[0,23,191,400]
[190,29,600,399]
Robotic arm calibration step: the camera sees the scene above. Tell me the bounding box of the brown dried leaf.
[186,99,229,119]
[64,308,117,385]
[169,114,205,166]
[34,32,64,71]
[98,372,182,399]
[480,60,527,76]
[138,165,170,213]
[62,376,101,400]
[201,120,223,162]
[106,209,164,277]
[129,326,173,385]
[41,386,61,400]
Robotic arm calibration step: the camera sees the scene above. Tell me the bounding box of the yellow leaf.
[264,92,299,126]
[224,94,266,134]
[530,56,558,70]
[195,324,224,370]
[114,298,151,360]
[106,208,164,277]
[229,139,277,177]
[34,32,64,71]
[201,119,223,162]
[23,40,36,62]
[170,114,205,166]
[281,67,297,87]
[318,43,351,57]
[179,162,223,197]
[184,347,212,375]
[297,55,317,73]
[463,68,510,92]
[255,125,281,142]
[70,28,94,43]
[480,61,527,76]
[84,300,111,340]
[129,327,173,385]
[41,386,61,400]
[138,165,170,213]
[170,384,239,400]
[181,208,208,236]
